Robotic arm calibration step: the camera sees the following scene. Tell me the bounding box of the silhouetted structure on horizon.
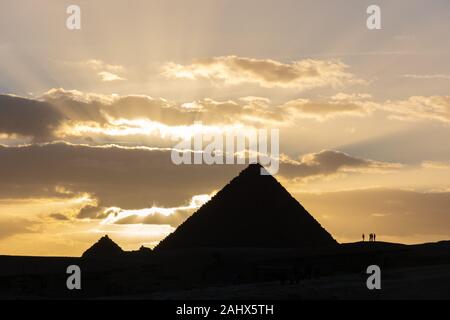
[82,234,124,258]
[156,163,337,251]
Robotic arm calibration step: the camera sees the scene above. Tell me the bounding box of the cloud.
[421,161,450,170]
[282,93,375,120]
[383,96,450,123]
[83,59,125,74]
[0,142,243,209]
[113,208,194,227]
[163,56,362,90]
[0,94,64,141]
[98,71,127,82]
[41,88,118,105]
[49,213,70,221]
[7,88,450,151]
[0,89,383,142]
[371,213,391,218]
[100,194,211,226]
[37,89,378,142]
[133,209,192,226]
[65,59,127,82]
[402,74,450,80]
[41,88,283,128]
[77,205,106,219]
[2,90,281,142]
[279,150,401,181]
[0,142,401,212]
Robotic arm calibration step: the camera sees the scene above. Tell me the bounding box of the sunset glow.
[1,0,449,256]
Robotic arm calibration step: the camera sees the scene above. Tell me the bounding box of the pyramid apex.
[240,162,270,176]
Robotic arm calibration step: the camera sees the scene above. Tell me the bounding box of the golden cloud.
[383,96,450,123]
[163,56,363,90]
[282,93,375,120]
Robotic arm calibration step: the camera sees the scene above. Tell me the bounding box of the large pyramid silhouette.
[156,164,336,251]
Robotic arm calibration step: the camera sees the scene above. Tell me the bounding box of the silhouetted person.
[373,234,376,242]
[369,233,373,242]
[362,234,365,242]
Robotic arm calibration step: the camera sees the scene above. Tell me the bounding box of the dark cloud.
[0,142,400,214]
[76,205,104,219]
[0,142,244,208]
[49,213,69,221]
[76,205,119,219]
[0,184,75,201]
[0,95,64,141]
[279,150,400,180]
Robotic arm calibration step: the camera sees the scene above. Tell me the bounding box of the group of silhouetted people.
[362,233,376,242]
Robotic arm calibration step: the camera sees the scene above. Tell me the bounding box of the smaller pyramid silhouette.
[156,163,336,251]
[82,235,124,258]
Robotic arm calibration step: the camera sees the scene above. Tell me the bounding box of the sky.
[0,0,449,256]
